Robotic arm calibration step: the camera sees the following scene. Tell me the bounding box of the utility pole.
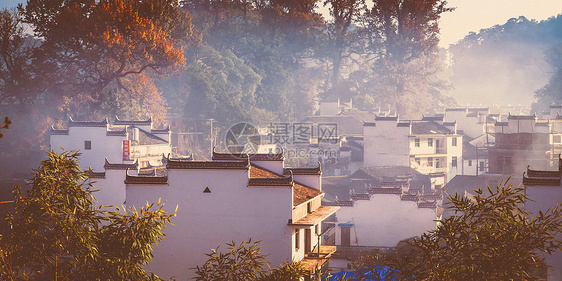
[209,118,214,157]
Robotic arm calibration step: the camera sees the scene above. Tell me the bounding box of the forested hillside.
[448,15,562,107]
[2,0,562,177]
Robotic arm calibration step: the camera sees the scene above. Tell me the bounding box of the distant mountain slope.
[448,15,562,107]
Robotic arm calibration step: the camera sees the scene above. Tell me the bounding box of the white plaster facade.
[363,116,462,183]
[50,118,172,209]
[50,119,124,171]
[523,165,562,280]
[444,107,489,138]
[334,191,440,248]
[120,153,338,279]
[50,117,172,172]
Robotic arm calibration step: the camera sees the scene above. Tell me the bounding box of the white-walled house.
[333,190,440,248]
[120,152,339,279]
[521,163,562,280]
[461,134,493,176]
[326,166,442,273]
[86,160,139,209]
[50,117,172,172]
[443,107,489,138]
[363,115,462,183]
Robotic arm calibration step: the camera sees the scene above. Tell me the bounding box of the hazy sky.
[440,0,562,47]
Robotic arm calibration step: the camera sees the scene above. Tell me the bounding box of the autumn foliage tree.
[21,0,190,111]
[0,1,198,175]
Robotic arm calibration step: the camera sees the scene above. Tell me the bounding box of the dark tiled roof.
[397,121,411,127]
[350,166,430,191]
[167,158,249,169]
[114,116,152,126]
[69,117,108,127]
[133,127,168,145]
[507,114,537,120]
[151,126,171,134]
[352,166,422,180]
[50,126,69,135]
[368,187,402,194]
[443,175,511,217]
[248,177,294,186]
[536,121,549,127]
[422,116,444,122]
[106,127,127,136]
[249,163,322,206]
[283,166,322,175]
[212,152,284,161]
[469,107,489,111]
[418,201,437,208]
[138,166,168,177]
[443,121,456,127]
[445,107,468,112]
[375,115,399,121]
[523,176,560,186]
[428,172,446,178]
[411,121,452,135]
[124,174,168,185]
[104,159,139,170]
[86,171,106,178]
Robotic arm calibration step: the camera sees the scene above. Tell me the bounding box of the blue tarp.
[327,267,398,281]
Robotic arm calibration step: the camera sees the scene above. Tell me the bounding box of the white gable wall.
[51,127,124,171]
[335,194,437,247]
[525,184,562,280]
[364,122,410,167]
[89,170,128,210]
[126,168,294,279]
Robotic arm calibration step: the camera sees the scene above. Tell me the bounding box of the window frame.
[84,140,92,150]
[295,229,300,250]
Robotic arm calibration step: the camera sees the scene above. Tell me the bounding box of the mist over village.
[2,0,562,280]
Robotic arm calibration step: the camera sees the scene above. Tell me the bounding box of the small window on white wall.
[554,135,562,143]
[452,137,457,146]
[84,141,91,150]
